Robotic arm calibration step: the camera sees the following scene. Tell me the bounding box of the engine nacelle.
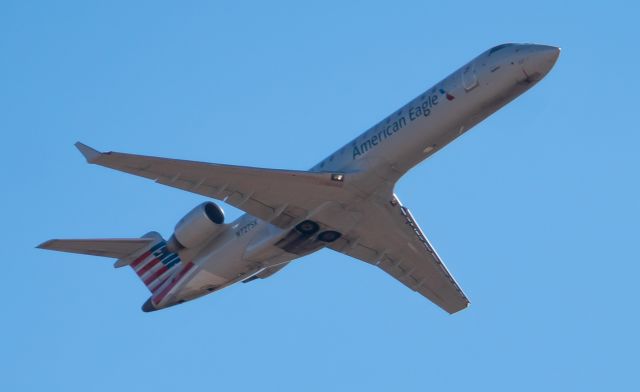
[170,202,225,250]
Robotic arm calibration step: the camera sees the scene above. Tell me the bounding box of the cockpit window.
[489,44,514,55]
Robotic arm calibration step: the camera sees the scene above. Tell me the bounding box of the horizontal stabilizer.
[37,238,155,259]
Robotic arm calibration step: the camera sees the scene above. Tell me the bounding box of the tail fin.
[124,232,184,294]
[128,232,197,311]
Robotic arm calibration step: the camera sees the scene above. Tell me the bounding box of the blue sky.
[2,1,638,391]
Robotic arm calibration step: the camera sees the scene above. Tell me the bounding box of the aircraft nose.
[524,44,560,77]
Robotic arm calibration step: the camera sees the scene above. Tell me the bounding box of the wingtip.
[36,239,55,250]
[74,142,101,163]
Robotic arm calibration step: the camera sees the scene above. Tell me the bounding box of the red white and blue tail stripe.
[128,236,195,309]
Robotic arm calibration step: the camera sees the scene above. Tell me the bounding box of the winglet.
[74,142,101,163]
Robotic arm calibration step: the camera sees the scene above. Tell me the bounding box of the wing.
[37,238,154,258]
[328,194,470,314]
[75,143,349,229]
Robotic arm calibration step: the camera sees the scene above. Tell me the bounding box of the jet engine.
[167,202,225,251]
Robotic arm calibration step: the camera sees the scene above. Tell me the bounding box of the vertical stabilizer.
[127,232,195,311]
[128,232,182,294]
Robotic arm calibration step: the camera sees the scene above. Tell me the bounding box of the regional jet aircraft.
[39,43,560,313]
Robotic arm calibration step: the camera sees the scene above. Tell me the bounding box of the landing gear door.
[462,62,478,92]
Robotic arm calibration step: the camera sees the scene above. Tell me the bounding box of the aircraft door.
[462,62,478,91]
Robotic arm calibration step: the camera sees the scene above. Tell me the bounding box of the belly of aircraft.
[182,267,230,293]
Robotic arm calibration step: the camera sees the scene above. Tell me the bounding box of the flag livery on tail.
[126,233,194,308]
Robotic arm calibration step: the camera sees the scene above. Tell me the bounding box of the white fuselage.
[168,44,559,307]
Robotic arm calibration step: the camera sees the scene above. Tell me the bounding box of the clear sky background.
[2,1,638,391]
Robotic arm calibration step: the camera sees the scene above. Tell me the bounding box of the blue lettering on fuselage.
[352,93,440,159]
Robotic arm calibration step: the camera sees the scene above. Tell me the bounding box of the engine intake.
[169,202,225,250]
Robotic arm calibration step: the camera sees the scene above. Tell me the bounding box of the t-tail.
[124,232,196,312]
[37,231,194,312]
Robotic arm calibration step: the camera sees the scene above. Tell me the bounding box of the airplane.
[38,43,560,314]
